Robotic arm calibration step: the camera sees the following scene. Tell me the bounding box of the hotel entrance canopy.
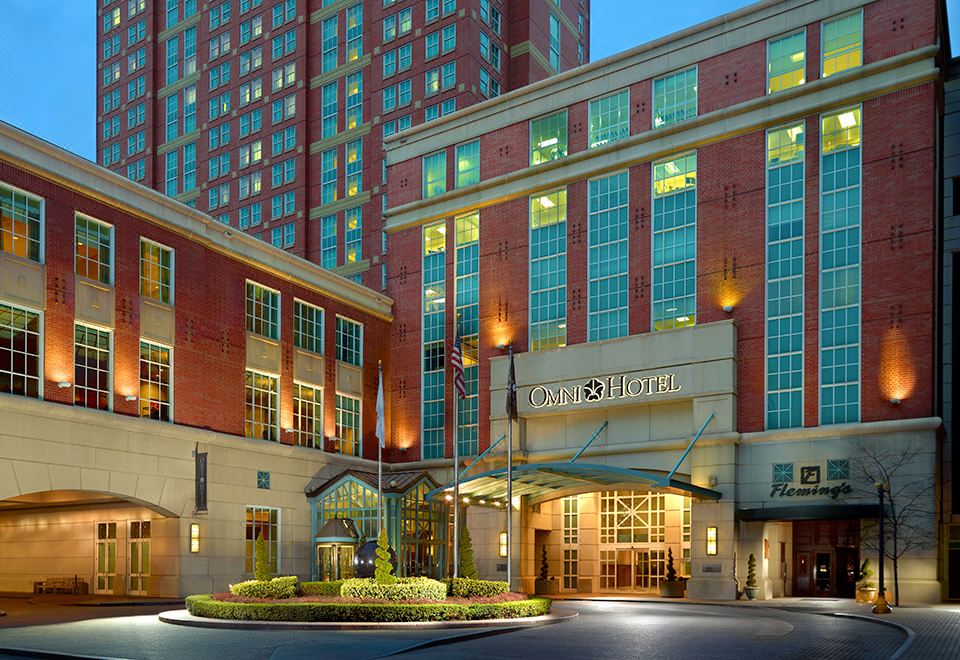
[425,462,722,506]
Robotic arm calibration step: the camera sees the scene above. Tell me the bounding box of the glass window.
[652,153,697,331]
[768,31,806,94]
[321,148,338,204]
[529,189,567,351]
[245,281,280,340]
[530,110,567,166]
[425,32,439,59]
[424,67,439,96]
[772,463,794,484]
[827,458,849,481]
[422,221,446,460]
[0,302,41,398]
[75,323,112,410]
[423,151,446,198]
[589,89,629,148]
[0,184,43,262]
[346,139,362,197]
[588,172,629,341]
[321,16,337,72]
[455,140,479,188]
[75,215,113,285]
[294,299,323,354]
[441,61,456,90]
[245,370,279,441]
[245,506,279,574]
[822,11,862,78]
[346,3,363,61]
[549,14,560,71]
[455,212,479,457]
[653,66,697,128]
[441,24,456,53]
[346,72,362,129]
[336,316,362,366]
[321,214,337,268]
[139,239,173,304]
[335,393,361,456]
[322,81,337,138]
[345,207,362,262]
[139,340,172,421]
[293,382,323,449]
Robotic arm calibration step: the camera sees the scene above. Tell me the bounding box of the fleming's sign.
[528,373,681,409]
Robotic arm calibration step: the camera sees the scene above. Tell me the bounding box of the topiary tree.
[665,547,678,582]
[254,531,270,581]
[858,559,875,588]
[458,525,479,580]
[746,553,758,588]
[538,544,549,582]
[374,527,397,585]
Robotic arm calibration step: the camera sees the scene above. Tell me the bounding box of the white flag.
[375,365,385,448]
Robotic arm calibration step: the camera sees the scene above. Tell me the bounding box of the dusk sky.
[0,0,957,161]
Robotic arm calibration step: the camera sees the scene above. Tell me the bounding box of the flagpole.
[377,361,384,534]
[506,345,514,590]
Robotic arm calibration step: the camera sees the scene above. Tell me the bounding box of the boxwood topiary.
[340,576,447,601]
[449,577,510,598]
[300,580,344,596]
[229,576,298,599]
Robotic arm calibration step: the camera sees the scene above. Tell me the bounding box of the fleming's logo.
[528,373,681,409]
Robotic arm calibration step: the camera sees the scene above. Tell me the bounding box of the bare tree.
[849,439,935,606]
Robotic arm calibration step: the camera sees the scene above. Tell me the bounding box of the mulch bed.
[212,591,530,605]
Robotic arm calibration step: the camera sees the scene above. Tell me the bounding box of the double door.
[793,520,859,598]
[602,548,663,591]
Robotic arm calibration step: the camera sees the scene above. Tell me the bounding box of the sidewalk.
[552,594,960,659]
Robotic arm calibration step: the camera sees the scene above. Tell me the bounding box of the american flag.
[451,329,466,399]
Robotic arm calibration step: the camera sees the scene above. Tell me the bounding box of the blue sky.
[0,0,956,161]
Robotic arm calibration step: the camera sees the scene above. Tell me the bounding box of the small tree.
[746,553,757,589]
[538,545,549,582]
[374,527,396,585]
[254,531,270,581]
[665,547,678,582]
[459,525,479,580]
[858,559,875,588]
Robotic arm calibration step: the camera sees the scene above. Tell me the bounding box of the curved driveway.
[0,599,906,660]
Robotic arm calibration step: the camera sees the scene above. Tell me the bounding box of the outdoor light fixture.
[889,397,902,405]
[57,381,71,389]
[190,523,200,553]
[283,427,294,433]
[125,395,137,402]
[496,343,507,350]
[722,304,734,313]
[706,526,718,555]
[445,494,453,502]
[462,497,470,504]
[499,532,508,557]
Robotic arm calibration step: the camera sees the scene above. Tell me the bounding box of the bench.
[33,576,88,595]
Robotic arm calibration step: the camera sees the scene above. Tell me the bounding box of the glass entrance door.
[129,520,150,596]
[607,548,661,591]
[316,543,356,581]
[95,522,117,594]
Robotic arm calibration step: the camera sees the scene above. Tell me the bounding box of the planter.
[659,581,684,598]
[534,579,559,596]
[744,586,759,600]
[856,586,877,604]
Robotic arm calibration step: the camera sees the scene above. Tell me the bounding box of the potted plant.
[659,547,684,598]
[744,553,759,600]
[534,545,558,595]
[856,559,877,604]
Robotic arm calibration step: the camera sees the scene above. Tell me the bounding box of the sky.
[0,0,957,162]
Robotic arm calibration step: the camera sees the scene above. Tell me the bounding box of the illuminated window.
[589,89,629,148]
[0,302,41,398]
[139,340,172,421]
[706,526,718,555]
[294,300,323,354]
[139,239,173,304]
[530,110,567,166]
[455,140,479,188]
[245,281,280,340]
[346,139,362,197]
[0,184,42,262]
[245,370,279,441]
[563,496,579,545]
[293,383,323,449]
[765,123,805,429]
[424,67,439,96]
[422,151,446,198]
[346,4,363,61]
[336,316,363,366]
[335,393,361,456]
[653,66,697,128]
[820,107,861,424]
[422,222,446,460]
[529,189,567,351]
[499,532,507,557]
[75,324,112,410]
[652,153,697,331]
[75,215,113,285]
[346,72,362,129]
[455,212,480,457]
[822,11,862,78]
[245,506,279,574]
[767,31,805,94]
[345,207,362,262]
[589,173,629,340]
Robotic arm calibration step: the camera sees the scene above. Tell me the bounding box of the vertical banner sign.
[195,451,208,513]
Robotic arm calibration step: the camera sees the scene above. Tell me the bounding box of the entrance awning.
[425,462,721,505]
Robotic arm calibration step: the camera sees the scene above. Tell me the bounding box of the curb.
[158,606,578,632]
[0,649,125,660]
[833,613,915,659]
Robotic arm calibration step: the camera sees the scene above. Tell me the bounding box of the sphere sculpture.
[353,539,397,578]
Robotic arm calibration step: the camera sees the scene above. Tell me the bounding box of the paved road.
[0,599,912,660]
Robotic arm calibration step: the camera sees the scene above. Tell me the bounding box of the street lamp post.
[872,482,892,614]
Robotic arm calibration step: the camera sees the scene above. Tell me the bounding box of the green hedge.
[340,576,447,601]
[185,594,551,622]
[449,577,510,598]
[300,580,344,596]
[229,576,298,599]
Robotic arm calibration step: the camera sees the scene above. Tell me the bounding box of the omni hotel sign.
[528,372,682,409]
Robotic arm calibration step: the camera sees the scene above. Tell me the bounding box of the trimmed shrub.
[229,576,298,599]
[458,526,479,580]
[375,528,397,585]
[185,594,551,622]
[253,532,270,581]
[340,576,447,601]
[450,577,510,598]
[300,580,344,597]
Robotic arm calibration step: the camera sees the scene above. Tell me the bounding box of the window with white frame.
[140,239,173,304]
[530,110,567,165]
[529,189,567,351]
[421,222,445,460]
[345,207,362,262]
[293,382,323,448]
[75,215,113,285]
[422,151,446,198]
[245,370,279,441]
[139,340,172,421]
[822,11,862,78]
[294,300,323,354]
[653,66,697,128]
[588,172,629,341]
[336,316,362,366]
[1,184,43,262]
[74,323,112,410]
[549,14,560,71]
[245,281,280,340]
[652,152,697,332]
[767,31,806,94]
[0,302,41,398]
[335,393,361,456]
[346,139,362,197]
[589,89,629,148]
[455,140,479,188]
[346,3,363,61]
[245,505,279,574]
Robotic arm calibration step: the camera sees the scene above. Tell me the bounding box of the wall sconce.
[708,475,718,488]
[496,342,508,350]
[499,532,508,557]
[889,397,902,405]
[722,305,734,313]
[57,381,72,389]
[124,395,137,402]
[706,526,718,556]
[190,523,200,553]
[283,427,294,434]
[444,494,453,502]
